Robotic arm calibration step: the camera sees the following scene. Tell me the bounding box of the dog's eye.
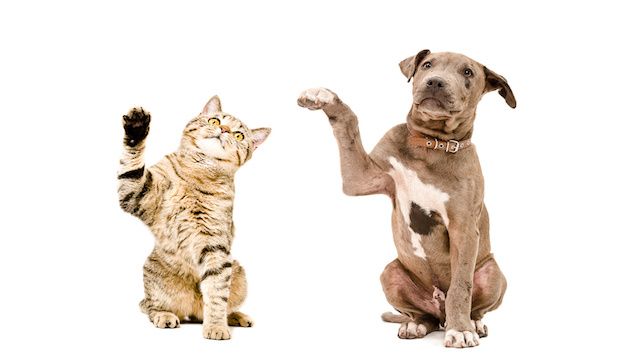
[234,132,245,141]
[464,68,474,77]
[422,61,432,69]
[208,117,220,126]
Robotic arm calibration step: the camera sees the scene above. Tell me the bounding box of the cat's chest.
[156,185,234,240]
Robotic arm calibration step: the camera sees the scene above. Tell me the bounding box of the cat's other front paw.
[122,107,151,146]
[203,323,231,340]
[297,88,338,110]
[227,311,253,327]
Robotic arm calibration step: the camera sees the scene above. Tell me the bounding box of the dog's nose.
[219,125,230,133]
[426,77,446,90]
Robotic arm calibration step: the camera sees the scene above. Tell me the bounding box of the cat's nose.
[219,125,230,133]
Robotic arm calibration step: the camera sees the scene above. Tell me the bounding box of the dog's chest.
[387,156,450,259]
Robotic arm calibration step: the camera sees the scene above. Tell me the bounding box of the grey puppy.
[297,50,515,348]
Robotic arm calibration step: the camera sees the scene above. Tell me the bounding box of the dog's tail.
[381,311,410,323]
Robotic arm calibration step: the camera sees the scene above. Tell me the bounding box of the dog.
[297,50,515,348]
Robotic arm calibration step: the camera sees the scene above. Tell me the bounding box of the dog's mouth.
[416,97,450,114]
[420,97,446,109]
[415,96,463,116]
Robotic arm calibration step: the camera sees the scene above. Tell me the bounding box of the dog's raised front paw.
[444,329,479,348]
[297,88,337,110]
[203,323,231,340]
[122,107,151,146]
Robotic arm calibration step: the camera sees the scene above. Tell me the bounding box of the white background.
[1,0,638,357]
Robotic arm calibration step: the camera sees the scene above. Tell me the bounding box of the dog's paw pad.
[151,312,180,329]
[444,329,479,348]
[297,88,336,110]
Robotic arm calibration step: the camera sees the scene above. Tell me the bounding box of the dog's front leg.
[298,88,389,196]
[444,216,481,348]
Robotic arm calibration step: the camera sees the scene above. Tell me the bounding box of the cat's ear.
[201,95,222,116]
[250,128,271,150]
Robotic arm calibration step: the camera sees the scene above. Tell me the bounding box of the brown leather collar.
[407,126,472,153]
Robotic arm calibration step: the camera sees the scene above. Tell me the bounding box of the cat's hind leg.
[139,251,203,329]
[226,261,252,327]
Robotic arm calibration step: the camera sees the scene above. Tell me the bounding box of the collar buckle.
[446,140,460,153]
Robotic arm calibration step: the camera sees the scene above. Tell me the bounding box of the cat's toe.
[122,107,151,145]
[123,107,151,127]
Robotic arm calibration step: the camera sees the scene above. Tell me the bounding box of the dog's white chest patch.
[388,157,450,259]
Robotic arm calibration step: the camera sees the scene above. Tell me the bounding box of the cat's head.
[180,95,270,170]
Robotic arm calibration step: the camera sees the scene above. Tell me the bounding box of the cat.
[117,95,270,340]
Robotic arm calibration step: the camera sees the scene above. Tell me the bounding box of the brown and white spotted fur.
[297,50,515,348]
[117,95,270,340]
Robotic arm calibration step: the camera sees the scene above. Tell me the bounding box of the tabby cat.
[117,95,270,340]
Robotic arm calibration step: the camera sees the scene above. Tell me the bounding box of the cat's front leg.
[118,108,158,220]
[198,247,234,340]
[297,88,391,196]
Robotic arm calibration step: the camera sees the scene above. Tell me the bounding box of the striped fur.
[117,96,270,340]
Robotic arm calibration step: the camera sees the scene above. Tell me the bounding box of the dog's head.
[400,50,516,139]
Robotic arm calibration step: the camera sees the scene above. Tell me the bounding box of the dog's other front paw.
[297,88,337,110]
[203,323,231,340]
[122,107,151,146]
[444,329,480,348]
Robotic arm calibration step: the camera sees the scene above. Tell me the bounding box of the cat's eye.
[208,117,220,126]
[234,132,245,141]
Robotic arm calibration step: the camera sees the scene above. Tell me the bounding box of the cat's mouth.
[201,135,229,150]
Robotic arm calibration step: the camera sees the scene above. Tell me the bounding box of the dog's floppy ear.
[399,49,430,82]
[483,67,516,108]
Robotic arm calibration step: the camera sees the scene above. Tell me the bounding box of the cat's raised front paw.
[297,88,337,110]
[203,324,231,340]
[122,107,151,146]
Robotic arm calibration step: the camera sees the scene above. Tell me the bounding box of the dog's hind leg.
[470,257,507,337]
[380,259,444,339]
